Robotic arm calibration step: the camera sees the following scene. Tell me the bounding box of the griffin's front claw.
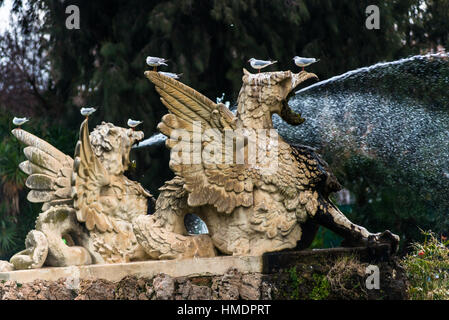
[369,230,400,253]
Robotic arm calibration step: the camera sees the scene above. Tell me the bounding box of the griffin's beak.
[279,71,319,126]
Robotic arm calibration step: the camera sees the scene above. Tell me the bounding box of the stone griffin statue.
[0,68,400,272]
[4,120,153,270]
[132,69,400,260]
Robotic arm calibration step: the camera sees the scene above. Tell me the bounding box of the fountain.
[277,53,449,234]
[136,53,449,238]
[0,60,421,300]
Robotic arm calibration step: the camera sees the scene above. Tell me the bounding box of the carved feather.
[73,119,114,233]
[12,129,74,210]
[25,174,55,190]
[12,129,69,163]
[146,71,254,214]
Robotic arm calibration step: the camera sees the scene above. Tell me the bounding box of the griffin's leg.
[295,219,320,250]
[9,230,48,270]
[132,177,216,260]
[36,206,92,267]
[314,199,399,252]
[10,206,92,269]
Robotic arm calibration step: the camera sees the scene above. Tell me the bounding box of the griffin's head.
[240,68,318,126]
[90,122,144,175]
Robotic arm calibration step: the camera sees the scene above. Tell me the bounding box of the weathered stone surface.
[48,279,77,300]
[0,279,75,300]
[189,285,212,300]
[75,279,116,300]
[10,120,153,269]
[0,261,14,272]
[10,230,48,270]
[153,273,175,300]
[211,268,242,300]
[0,248,408,300]
[35,206,91,267]
[240,273,262,300]
[0,261,408,300]
[115,276,141,300]
[0,255,262,284]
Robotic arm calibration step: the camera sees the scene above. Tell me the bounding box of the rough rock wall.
[0,257,408,300]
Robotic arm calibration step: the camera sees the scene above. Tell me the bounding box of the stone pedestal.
[0,245,408,300]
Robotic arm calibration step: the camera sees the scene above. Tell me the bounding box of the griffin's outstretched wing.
[145,71,254,214]
[12,129,74,211]
[73,119,114,232]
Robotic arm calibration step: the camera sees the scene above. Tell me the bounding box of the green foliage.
[401,231,449,300]
[309,274,331,300]
[287,266,304,299]
[0,209,20,255]
[310,226,343,249]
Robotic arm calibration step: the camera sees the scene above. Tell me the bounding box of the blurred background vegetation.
[0,0,448,259]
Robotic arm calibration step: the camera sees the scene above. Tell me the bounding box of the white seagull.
[158,71,183,79]
[80,107,97,118]
[293,56,320,71]
[12,117,29,128]
[127,119,143,130]
[146,56,168,71]
[248,58,277,73]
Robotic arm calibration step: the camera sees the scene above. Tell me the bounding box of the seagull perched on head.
[248,58,277,73]
[80,107,97,118]
[293,56,320,71]
[12,117,29,128]
[158,71,183,79]
[127,119,143,130]
[146,56,168,71]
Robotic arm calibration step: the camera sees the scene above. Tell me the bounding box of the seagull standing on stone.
[293,56,320,72]
[146,56,168,71]
[248,58,277,73]
[12,117,29,129]
[80,107,97,119]
[158,71,183,79]
[127,119,143,130]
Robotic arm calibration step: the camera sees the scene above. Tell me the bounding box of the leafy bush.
[401,231,449,300]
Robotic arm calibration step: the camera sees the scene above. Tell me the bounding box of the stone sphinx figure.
[132,69,400,260]
[3,120,153,270]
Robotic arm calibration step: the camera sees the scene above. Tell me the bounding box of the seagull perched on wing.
[127,119,143,130]
[293,56,320,71]
[12,117,29,128]
[80,107,97,118]
[146,56,168,71]
[248,58,277,73]
[158,71,183,79]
